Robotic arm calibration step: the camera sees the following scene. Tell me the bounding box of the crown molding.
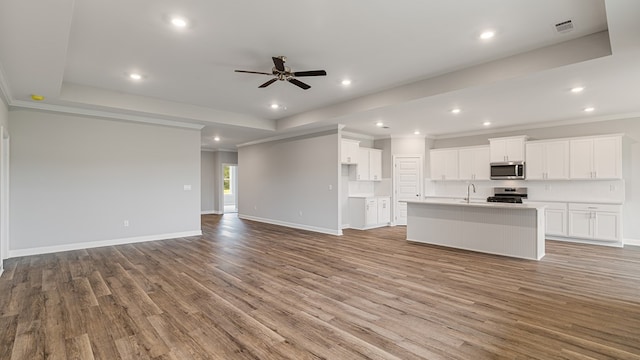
[237,124,339,148]
[432,112,640,140]
[10,100,204,130]
[341,130,375,141]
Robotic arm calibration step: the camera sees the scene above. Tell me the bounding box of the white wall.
[431,117,640,242]
[238,130,340,235]
[201,151,216,213]
[9,110,201,255]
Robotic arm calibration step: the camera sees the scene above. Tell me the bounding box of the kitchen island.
[406,199,546,260]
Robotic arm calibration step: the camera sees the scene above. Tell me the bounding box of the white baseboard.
[624,238,640,247]
[8,230,203,258]
[545,236,623,248]
[341,224,350,229]
[201,210,223,215]
[239,214,342,236]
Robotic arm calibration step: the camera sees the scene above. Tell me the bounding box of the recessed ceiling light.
[451,108,461,114]
[214,136,220,142]
[584,107,595,112]
[171,17,188,28]
[483,121,491,126]
[571,86,585,93]
[414,131,421,135]
[341,79,352,86]
[129,73,142,80]
[270,103,280,109]
[376,122,384,127]
[480,30,495,40]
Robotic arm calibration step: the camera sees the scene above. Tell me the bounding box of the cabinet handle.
[347,157,351,162]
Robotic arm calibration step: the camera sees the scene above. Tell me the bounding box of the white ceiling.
[1,0,639,150]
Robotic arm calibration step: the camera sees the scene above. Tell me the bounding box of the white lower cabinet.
[526,201,621,244]
[545,203,568,237]
[348,196,391,230]
[567,203,621,242]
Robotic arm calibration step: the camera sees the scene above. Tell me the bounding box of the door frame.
[221,163,238,213]
[392,154,423,226]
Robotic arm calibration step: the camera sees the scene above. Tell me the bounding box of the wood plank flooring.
[1,214,640,359]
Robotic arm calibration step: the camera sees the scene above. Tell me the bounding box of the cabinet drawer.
[568,203,621,212]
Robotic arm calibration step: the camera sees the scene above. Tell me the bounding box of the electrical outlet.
[184,185,192,191]
[253,205,257,210]
[328,184,333,190]
[123,220,129,227]
[299,210,303,217]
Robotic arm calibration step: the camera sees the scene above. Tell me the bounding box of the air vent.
[555,20,574,33]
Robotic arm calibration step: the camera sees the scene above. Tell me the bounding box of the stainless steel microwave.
[490,161,525,180]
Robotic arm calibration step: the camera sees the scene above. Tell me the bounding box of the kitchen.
[340,125,634,258]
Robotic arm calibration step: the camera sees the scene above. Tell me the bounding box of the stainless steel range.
[487,187,528,203]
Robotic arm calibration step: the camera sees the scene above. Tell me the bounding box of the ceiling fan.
[235,56,327,90]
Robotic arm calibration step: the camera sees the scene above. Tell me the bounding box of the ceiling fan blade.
[272,57,285,72]
[288,78,311,90]
[293,70,327,77]
[235,70,273,75]
[259,78,278,88]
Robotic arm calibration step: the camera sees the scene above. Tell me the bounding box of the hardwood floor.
[1,214,640,359]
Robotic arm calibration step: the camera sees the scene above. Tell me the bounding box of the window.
[224,165,232,195]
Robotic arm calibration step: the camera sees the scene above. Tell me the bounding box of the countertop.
[405,198,546,210]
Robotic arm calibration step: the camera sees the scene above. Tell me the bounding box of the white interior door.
[393,156,423,226]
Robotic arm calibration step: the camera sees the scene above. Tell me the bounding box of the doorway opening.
[223,164,238,213]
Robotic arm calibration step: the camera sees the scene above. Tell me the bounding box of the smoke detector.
[555,20,574,34]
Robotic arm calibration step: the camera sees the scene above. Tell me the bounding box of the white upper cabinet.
[430,149,459,180]
[356,148,371,180]
[526,140,569,180]
[341,139,360,164]
[369,149,382,181]
[569,135,622,179]
[356,147,383,181]
[489,136,527,162]
[458,146,490,180]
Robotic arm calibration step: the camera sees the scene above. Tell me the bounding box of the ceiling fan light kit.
[235,56,327,90]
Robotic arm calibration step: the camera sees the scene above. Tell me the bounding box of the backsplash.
[425,179,626,204]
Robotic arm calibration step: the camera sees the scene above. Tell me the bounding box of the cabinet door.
[457,148,475,180]
[569,139,594,179]
[546,209,567,236]
[431,150,457,180]
[365,199,378,225]
[369,149,382,181]
[594,212,619,241]
[442,150,459,180]
[505,138,525,162]
[473,147,491,180]
[357,148,370,181]
[490,139,507,162]
[341,140,359,164]
[525,143,545,180]
[593,137,621,179]
[377,197,390,224]
[545,140,569,179]
[568,210,592,238]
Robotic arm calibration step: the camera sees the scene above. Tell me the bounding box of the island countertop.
[405,198,547,210]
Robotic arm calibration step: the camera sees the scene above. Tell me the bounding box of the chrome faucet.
[466,183,476,203]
